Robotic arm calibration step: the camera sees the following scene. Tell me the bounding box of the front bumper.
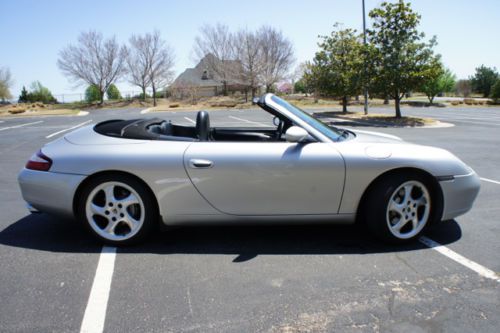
[18,168,86,217]
[440,171,481,220]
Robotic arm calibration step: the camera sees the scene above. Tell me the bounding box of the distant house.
[170,54,244,99]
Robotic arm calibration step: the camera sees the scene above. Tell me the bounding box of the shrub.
[134,92,151,99]
[106,84,121,100]
[19,81,57,104]
[85,85,101,103]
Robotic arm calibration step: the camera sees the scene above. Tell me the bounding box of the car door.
[183,141,345,215]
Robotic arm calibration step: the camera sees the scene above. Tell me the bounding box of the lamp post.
[362,0,369,115]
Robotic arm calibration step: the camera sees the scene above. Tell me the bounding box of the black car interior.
[93,111,291,142]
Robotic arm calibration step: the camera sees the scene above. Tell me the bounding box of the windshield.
[270,95,343,141]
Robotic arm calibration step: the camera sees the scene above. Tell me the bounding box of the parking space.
[0,105,499,332]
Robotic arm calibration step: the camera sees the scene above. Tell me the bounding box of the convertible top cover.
[94,118,196,141]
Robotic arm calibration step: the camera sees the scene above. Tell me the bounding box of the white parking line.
[0,120,43,132]
[46,120,93,139]
[80,246,117,333]
[480,177,500,185]
[419,236,500,282]
[228,115,269,127]
[184,117,196,124]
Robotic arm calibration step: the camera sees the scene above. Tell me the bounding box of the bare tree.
[290,62,308,93]
[125,35,152,101]
[233,29,262,100]
[258,26,295,93]
[57,31,126,104]
[0,67,13,102]
[147,31,175,106]
[193,23,235,95]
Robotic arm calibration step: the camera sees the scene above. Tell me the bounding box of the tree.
[58,31,126,105]
[290,62,309,94]
[194,23,235,95]
[233,29,262,100]
[26,81,57,103]
[0,67,13,102]
[147,31,175,107]
[294,79,306,94]
[420,64,457,104]
[491,79,500,103]
[125,34,153,101]
[438,68,457,94]
[258,26,295,93]
[368,1,440,118]
[456,79,472,97]
[470,65,499,97]
[308,24,364,112]
[85,85,101,103]
[18,86,29,103]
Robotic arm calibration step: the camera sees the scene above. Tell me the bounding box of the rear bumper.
[440,171,481,220]
[18,168,85,217]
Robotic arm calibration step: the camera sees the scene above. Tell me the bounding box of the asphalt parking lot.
[0,104,499,332]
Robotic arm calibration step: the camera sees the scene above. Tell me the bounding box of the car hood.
[348,129,403,143]
[334,129,473,177]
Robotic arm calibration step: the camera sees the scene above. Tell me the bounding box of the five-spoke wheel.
[77,175,157,245]
[386,180,431,240]
[364,173,436,243]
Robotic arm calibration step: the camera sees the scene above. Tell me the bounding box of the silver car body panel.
[439,172,481,220]
[184,141,345,215]
[18,94,480,226]
[18,168,85,217]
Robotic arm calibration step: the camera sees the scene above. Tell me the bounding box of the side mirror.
[285,126,309,143]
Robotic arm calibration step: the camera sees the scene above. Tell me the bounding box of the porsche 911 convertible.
[18,94,480,245]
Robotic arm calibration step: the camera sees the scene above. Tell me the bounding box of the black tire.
[76,174,158,246]
[363,173,436,244]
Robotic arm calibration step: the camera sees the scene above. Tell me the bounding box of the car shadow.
[0,213,462,261]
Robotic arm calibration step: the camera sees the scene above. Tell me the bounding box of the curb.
[419,121,454,128]
[77,111,89,116]
[317,114,455,129]
[140,108,152,114]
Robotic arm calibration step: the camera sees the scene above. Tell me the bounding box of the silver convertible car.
[18,94,480,245]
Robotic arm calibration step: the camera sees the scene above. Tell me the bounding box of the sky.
[1,0,499,100]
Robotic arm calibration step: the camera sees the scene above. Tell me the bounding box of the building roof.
[171,54,243,88]
[171,67,221,88]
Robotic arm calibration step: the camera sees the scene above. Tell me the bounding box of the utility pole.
[362,0,369,115]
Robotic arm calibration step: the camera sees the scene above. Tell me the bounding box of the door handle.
[189,159,214,168]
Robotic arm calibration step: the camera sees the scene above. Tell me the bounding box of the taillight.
[26,150,52,171]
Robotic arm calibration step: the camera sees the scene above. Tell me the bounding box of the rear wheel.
[364,174,434,243]
[77,174,157,245]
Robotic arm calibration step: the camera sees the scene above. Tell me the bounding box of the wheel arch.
[355,167,444,225]
[72,170,161,221]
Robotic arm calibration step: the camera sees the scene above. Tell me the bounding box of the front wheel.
[76,174,158,245]
[364,174,435,243]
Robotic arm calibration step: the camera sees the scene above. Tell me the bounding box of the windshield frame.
[262,94,344,142]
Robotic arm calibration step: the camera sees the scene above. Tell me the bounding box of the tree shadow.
[0,213,462,262]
